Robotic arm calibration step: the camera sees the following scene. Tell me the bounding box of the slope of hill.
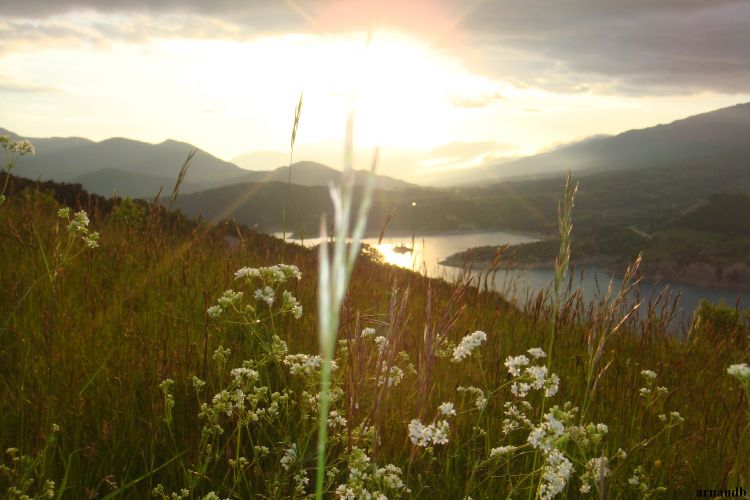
[471,102,750,183]
[70,168,202,199]
[233,161,417,191]
[231,150,287,170]
[667,192,750,238]
[0,130,247,187]
[1,128,418,196]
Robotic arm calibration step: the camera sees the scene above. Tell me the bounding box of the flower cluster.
[457,386,487,410]
[377,365,405,388]
[196,360,287,436]
[578,456,609,494]
[452,330,487,362]
[282,290,303,319]
[408,418,451,447]
[284,353,337,377]
[527,408,574,499]
[207,264,304,321]
[234,264,301,283]
[280,444,297,471]
[438,401,456,416]
[334,447,410,499]
[504,350,560,398]
[0,136,35,156]
[58,208,100,248]
[638,368,667,398]
[489,445,515,458]
[727,363,750,386]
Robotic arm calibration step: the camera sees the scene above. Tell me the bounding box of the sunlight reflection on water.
[273,230,746,329]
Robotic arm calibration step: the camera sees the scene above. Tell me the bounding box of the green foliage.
[691,300,748,345]
[111,197,147,229]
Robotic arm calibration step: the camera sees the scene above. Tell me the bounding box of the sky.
[2,0,750,181]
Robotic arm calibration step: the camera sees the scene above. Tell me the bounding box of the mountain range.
[456,102,750,184]
[0,128,415,198]
[4,102,750,235]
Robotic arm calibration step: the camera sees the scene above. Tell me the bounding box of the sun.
[160,30,488,153]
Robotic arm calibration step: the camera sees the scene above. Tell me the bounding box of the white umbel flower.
[504,355,530,376]
[438,402,456,416]
[727,363,750,383]
[452,331,487,362]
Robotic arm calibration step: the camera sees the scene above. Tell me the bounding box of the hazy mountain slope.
[667,192,750,238]
[71,168,202,199]
[231,151,287,170]
[1,131,247,187]
[2,129,418,196]
[233,161,417,190]
[476,102,750,183]
[173,181,333,229]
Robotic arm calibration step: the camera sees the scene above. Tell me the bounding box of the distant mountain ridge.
[464,102,750,184]
[0,128,416,197]
[233,161,415,191]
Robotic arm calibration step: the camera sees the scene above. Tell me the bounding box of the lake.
[277,231,747,328]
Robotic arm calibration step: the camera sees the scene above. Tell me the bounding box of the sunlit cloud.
[2,1,750,182]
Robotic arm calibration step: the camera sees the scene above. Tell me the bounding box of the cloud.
[450,90,504,108]
[2,0,750,95]
[0,80,61,93]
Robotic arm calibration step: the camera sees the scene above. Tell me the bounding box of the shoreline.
[439,256,750,292]
[279,227,549,242]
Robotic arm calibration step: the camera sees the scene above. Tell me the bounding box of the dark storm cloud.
[465,0,750,94]
[3,0,750,95]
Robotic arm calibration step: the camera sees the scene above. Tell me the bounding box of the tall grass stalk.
[530,171,577,499]
[315,113,376,499]
[548,171,578,364]
[168,149,195,210]
[282,92,304,257]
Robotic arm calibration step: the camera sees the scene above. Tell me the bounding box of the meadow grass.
[0,137,749,498]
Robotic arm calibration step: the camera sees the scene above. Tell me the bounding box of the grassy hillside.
[1,174,749,497]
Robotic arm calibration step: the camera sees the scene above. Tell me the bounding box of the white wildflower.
[438,401,456,416]
[727,363,750,383]
[505,355,530,376]
[526,365,548,389]
[230,367,259,385]
[361,327,376,338]
[374,336,387,353]
[284,353,337,377]
[217,289,243,307]
[294,470,309,495]
[539,448,572,500]
[408,419,450,447]
[280,444,297,471]
[207,305,223,318]
[528,347,547,359]
[377,365,404,388]
[511,381,532,398]
[458,386,487,410]
[254,286,275,306]
[328,410,347,429]
[234,267,260,280]
[452,330,487,362]
[490,445,515,457]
